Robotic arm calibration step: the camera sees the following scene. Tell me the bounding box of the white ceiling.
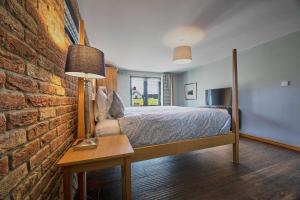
[78,0,300,72]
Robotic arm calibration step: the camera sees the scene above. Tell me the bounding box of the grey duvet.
[118,106,231,148]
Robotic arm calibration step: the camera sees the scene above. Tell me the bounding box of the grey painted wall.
[117,70,162,107]
[173,31,300,147]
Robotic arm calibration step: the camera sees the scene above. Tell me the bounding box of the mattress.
[118,106,231,148]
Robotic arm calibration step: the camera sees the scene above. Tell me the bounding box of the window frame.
[64,0,79,44]
[130,76,162,107]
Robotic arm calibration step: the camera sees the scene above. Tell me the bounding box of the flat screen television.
[205,87,232,107]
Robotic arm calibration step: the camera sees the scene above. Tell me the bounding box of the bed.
[92,49,239,163]
[96,106,231,147]
[72,20,239,199]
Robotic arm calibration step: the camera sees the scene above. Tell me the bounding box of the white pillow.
[95,119,121,136]
[94,89,112,122]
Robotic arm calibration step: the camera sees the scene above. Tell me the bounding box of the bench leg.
[122,158,131,200]
[78,172,86,200]
[63,168,72,200]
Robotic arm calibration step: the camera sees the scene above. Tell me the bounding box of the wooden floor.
[82,138,300,200]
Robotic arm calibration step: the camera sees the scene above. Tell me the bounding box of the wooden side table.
[57,135,134,200]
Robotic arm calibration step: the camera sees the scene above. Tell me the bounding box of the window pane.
[131,77,144,106]
[147,78,161,106]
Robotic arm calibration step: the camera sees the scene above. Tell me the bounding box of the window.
[64,0,79,44]
[131,77,161,106]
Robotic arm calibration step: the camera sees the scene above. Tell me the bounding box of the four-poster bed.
[93,48,240,164]
[75,19,240,165]
[59,20,240,200]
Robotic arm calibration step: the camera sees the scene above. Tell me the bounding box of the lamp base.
[73,137,98,151]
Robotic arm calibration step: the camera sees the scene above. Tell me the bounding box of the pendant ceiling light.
[173,45,192,64]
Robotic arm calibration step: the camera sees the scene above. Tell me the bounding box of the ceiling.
[78,0,300,72]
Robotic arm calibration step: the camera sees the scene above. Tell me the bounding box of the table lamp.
[65,44,105,149]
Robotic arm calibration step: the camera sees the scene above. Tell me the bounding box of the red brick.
[29,145,50,170]
[41,150,58,174]
[39,82,56,95]
[26,63,51,82]
[6,0,38,34]
[16,0,26,6]
[0,114,6,134]
[39,108,56,121]
[49,117,61,129]
[60,78,66,87]
[27,121,49,141]
[66,88,74,96]
[41,168,61,198]
[11,167,41,200]
[58,97,66,105]
[0,1,78,199]
[49,135,63,152]
[0,91,25,111]
[30,169,52,200]
[0,6,24,39]
[25,30,64,68]
[6,72,38,93]
[0,156,8,178]
[0,26,4,42]
[47,48,65,70]
[61,134,74,152]
[0,129,27,154]
[60,115,67,124]
[11,139,40,168]
[0,163,28,198]
[0,48,26,74]
[55,85,65,96]
[48,96,59,106]
[56,106,72,116]
[0,71,5,88]
[5,32,37,62]
[50,75,61,86]
[7,110,38,129]
[26,94,49,107]
[23,195,30,200]
[62,129,72,140]
[57,123,67,136]
[25,0,40,25]
[66,112,75,121]
[72,104,77,111]
[53,65,65,78]
[41,129,56,146]
[36,54,56,72]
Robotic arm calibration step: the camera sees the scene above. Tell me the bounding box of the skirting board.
[240,132,300,153]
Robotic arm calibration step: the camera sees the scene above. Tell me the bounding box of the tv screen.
[205,88,232,106]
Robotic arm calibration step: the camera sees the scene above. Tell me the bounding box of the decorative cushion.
[94,89,112,122]
[109,91,125,118]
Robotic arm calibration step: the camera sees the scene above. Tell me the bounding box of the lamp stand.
[84,78,91,139]
[73,78,97,151]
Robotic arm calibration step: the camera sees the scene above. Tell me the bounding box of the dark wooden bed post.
[232,49,240,164]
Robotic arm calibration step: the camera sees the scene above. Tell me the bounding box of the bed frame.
[130,49,239,163]
[92,49,239,164]
[77,21,239,164]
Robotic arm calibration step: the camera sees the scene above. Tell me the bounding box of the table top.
[57,135,134,167]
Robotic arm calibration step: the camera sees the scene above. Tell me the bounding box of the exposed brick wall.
[0,0,78,199]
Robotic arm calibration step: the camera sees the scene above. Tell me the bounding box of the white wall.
[173,31,300,147]
[117,70,162,107]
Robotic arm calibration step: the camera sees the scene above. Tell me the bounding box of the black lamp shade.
[65,44,105,79]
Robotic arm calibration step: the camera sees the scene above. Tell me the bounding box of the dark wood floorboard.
[83,138,300,200]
